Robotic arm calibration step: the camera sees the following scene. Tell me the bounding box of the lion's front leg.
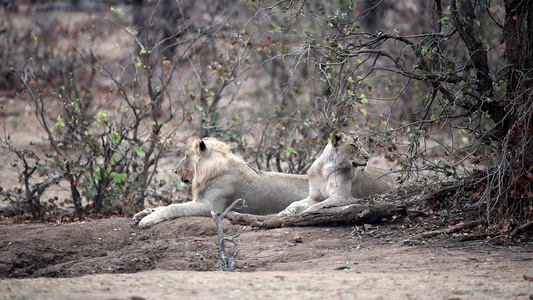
[136,201,213,229]
[131,207,165,225]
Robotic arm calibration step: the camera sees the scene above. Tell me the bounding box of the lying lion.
[278,130,396,216]
[133,137,309,228]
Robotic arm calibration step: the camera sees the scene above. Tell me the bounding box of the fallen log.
[226,200,407,229]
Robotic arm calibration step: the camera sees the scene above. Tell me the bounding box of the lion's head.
[330,130,370,168]
[175,149,196,186]
[175,137,233,187]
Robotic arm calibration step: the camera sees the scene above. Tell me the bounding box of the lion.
[278,130,396,216]
[133,137,309,228]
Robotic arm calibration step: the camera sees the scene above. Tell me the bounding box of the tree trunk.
[504,1,533,97]
[499,0,533,210]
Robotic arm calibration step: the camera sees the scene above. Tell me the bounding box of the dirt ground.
[0,216,532,300]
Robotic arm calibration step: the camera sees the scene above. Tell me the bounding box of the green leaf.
[421,45,428,55]
[360,94,368,104]
[112,173,127,183]
[204,89,214,99]
[430,114,436,121]
[55,115,65,128]
[282,147,293,156]
[112,152,121,163]
[135,146,143,156]
[359,108,367,115]
[94,110,108,123]
[269,22,283,33]
[438,16,449,24]
[110,6,123,15]
[110,131,121,144]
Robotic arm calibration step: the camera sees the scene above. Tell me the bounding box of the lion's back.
[350,167,395,198]
[231,171,308,214]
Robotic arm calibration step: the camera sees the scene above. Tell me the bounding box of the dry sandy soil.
[0,216,532,300]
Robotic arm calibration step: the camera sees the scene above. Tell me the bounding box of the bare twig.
[211,199,245,271]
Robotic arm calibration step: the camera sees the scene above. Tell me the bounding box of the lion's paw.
[138,216,158,229]
[278,205,302,217]
[131,208,156,226]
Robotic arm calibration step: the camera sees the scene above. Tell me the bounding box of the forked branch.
[211,199,245,271]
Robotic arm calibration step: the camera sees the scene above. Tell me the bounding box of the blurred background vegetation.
[0,0,531,228]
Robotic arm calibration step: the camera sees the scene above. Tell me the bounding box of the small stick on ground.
[419,220,482,239]
[211,199,245,272]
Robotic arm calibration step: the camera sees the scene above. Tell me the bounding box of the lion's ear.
[331,130,345,148]
[199,140,207,152]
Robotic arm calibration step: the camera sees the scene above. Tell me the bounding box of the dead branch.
[419,220,482,239]
[0,172,64,217]
[211,199,245,271]
[26,172,63,196]
[511,220,533,237]
[226,200,407,229]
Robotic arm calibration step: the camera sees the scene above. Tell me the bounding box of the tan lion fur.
[134,137,309,228]
[278,130,396,216]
